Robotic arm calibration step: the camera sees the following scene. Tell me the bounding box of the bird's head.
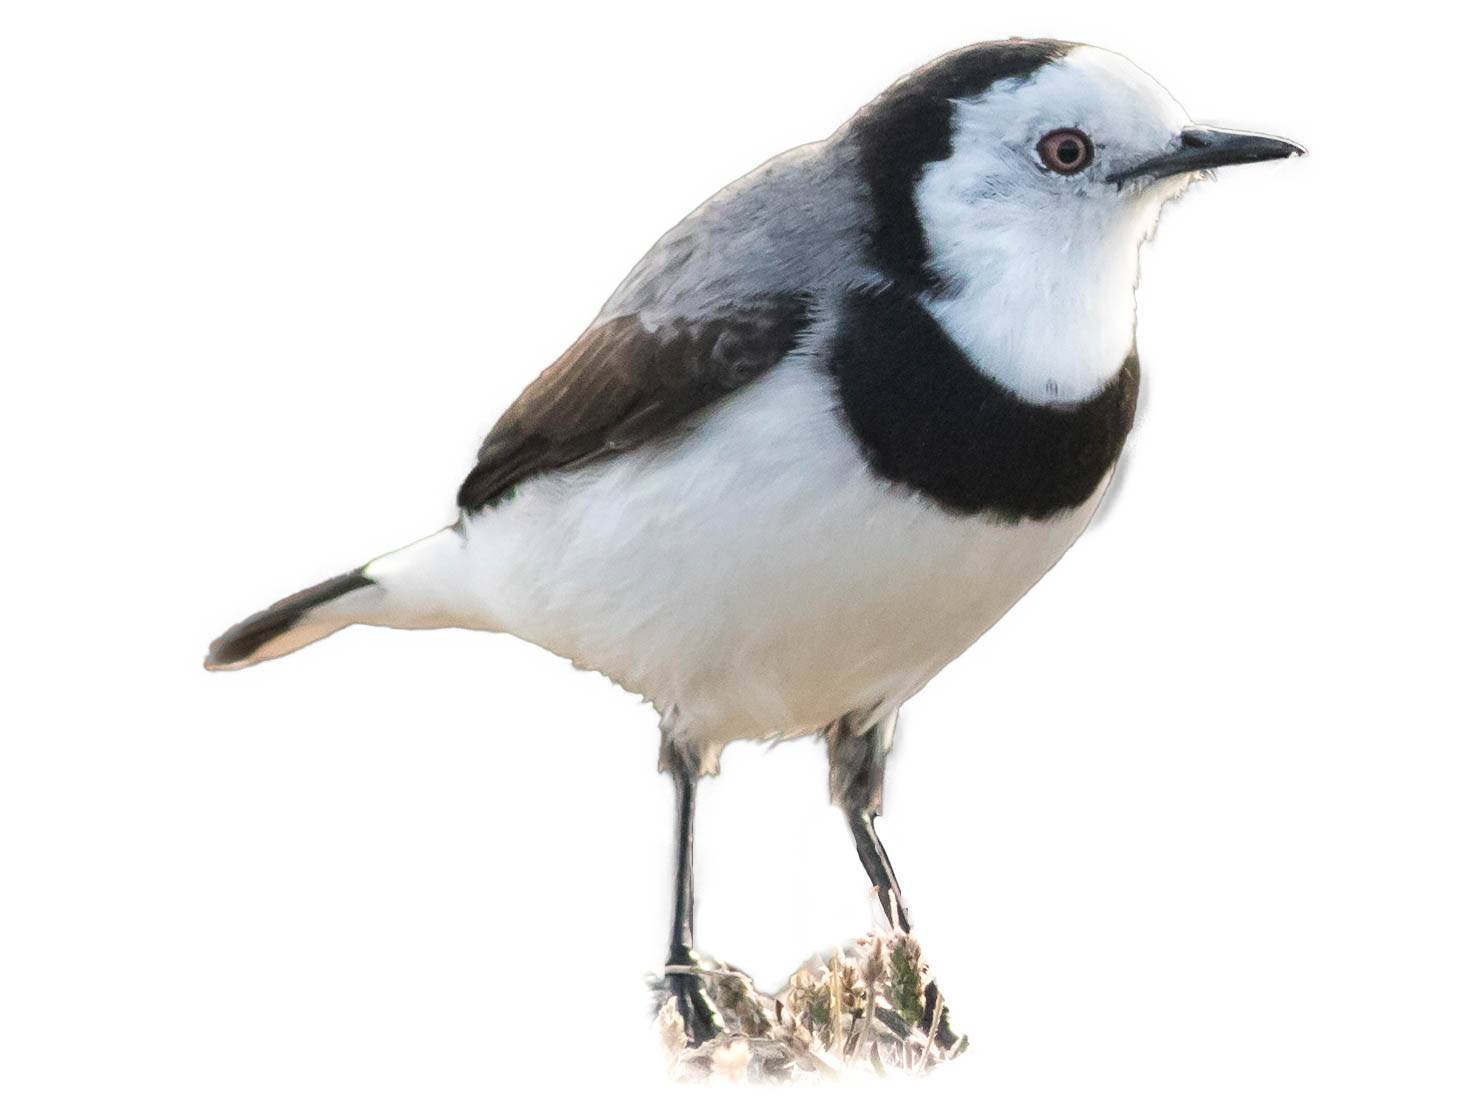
[847,39,1303,401]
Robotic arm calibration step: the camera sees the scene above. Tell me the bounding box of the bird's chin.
[1116,171,1201,220]
[1126,169,1202,199]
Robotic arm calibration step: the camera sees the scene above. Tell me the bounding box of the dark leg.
[847,808,914,932]
[826,709,956,1045]
[658,760,721,1044]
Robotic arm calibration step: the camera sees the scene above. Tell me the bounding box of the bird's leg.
[656,755,721,1045]
[827,710,957,1046]
[846,807,914,931]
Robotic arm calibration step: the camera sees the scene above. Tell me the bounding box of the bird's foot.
[654,959,723,1046]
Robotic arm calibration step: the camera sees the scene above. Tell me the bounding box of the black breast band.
[826,286,1139,520]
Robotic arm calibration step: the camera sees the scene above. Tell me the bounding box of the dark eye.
[1037,128,1094,175]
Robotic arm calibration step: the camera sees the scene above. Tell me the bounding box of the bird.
[204,38,1303,1046]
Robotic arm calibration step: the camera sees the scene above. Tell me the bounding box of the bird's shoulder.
[456,294,815,511]
[457,142,870,513]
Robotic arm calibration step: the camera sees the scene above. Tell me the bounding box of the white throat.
[915,163,1158,404]
[911,49,1188,404]
[921,211,1146,404]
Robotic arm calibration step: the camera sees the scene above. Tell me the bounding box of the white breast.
[449,355,1108,767]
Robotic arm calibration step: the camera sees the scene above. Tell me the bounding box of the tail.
[203,527,473,671]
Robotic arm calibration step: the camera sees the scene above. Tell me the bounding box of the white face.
[916,46,1196,404]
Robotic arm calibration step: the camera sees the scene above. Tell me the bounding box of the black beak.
[1107,127,1305,187]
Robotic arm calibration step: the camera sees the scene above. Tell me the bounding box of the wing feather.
[456,296,812,511]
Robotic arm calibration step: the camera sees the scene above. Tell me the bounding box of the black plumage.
[827,285,1139,519]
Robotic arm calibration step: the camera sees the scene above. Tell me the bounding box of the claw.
[656,967,722,1045]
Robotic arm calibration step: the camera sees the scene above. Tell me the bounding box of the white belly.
[453,356,1108,763]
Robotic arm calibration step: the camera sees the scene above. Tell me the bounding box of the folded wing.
[456,295,813,512]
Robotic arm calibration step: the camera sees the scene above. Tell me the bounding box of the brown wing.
[456,295,812,511]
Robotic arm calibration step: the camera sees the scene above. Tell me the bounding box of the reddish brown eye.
[1037,128,1094,175]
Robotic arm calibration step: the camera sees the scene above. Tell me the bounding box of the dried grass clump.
[655,928,966,1083]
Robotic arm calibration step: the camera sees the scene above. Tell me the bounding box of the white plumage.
[206,44,1300,772]
[917,49,1192,403]
[363,349,1110,769]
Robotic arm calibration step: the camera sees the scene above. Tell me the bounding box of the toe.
[659,971,722,1045]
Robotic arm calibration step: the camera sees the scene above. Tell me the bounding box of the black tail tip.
[204,570,372,671]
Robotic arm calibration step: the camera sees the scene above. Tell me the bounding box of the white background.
[2,1,1476,1106]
